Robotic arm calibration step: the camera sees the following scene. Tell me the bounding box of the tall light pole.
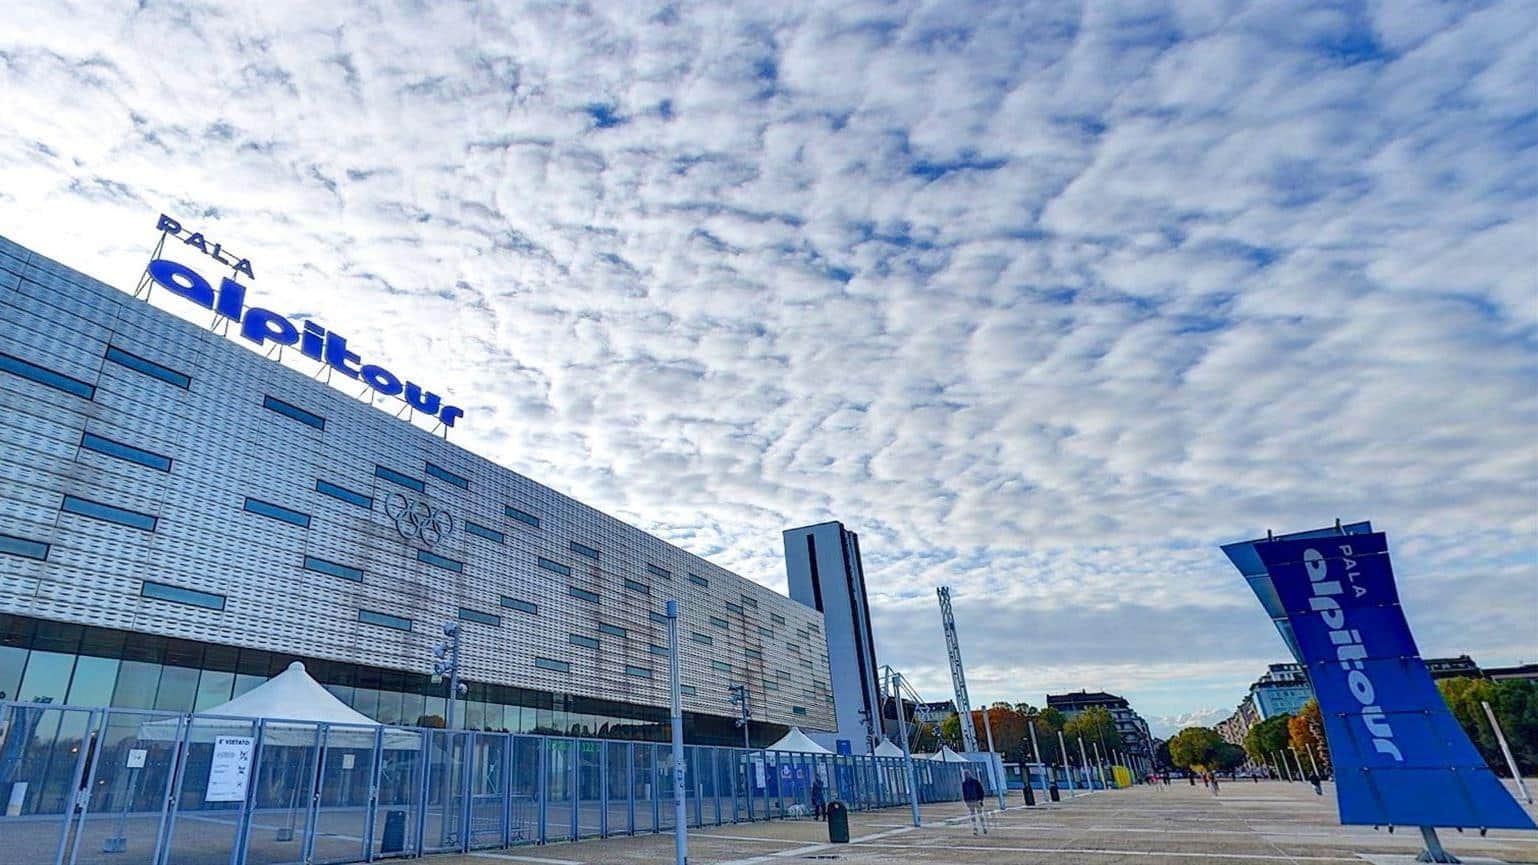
[979,705,1005,809]
[432,621,465,729]
[667,600,688,865]
[728,684,751,750]
[1057,730,1075,796]
[1077,737,1092,789]
[1026,715,1042,794]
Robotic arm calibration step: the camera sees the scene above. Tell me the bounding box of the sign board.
[205,736,255,803]
[126,749,148,769]
[753,759,765,788]
[341,753,355,770]
[1232,529,1535,831]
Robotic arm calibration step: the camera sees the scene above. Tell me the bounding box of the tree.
[1244,714,1292,764]
[1168,727,1222,771]
[1439,677,1538,776]
[911,720,942,753]
[1153,738,1173,770]
[1288,699,1330,775]
[1210,742,1247,772]
[1063,707,1121,759]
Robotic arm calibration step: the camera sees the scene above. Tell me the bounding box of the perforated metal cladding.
[0,234,835,730]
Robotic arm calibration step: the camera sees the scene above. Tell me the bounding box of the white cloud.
[0,0,1533,722]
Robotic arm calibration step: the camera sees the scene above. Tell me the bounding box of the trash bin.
[382,809,407,853]
[826,801,849,843]
[1048,781,1060,802]
[1022,781,1036,806]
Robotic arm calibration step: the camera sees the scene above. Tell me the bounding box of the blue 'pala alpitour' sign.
[146,214,464,427]
[1225,526,1535,832]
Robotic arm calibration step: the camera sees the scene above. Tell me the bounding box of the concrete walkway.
[422,780,1538,864]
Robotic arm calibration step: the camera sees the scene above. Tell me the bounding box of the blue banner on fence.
[1247,531,1534,830]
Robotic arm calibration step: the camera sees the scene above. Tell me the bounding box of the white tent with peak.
[872,738,905,758]
[766,727,834,754]
[928,745,968,763]
[141,661,419,748]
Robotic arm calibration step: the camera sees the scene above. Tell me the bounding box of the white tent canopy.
[140,662,419,748]
[766,727,833,754]
[872,738,905,758]
[928,745,968,763]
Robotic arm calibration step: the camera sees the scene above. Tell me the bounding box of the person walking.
[962,775,988,835]
[810,777,826,821]
[1307,773,1322,796]
[1209,772,1220,796]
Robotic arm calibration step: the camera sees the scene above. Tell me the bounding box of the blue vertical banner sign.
[1226,526,1535,830]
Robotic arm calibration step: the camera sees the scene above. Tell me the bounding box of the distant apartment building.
[913,699,957,727]
[1045,690,1153,774]
[1251,663,1314,720]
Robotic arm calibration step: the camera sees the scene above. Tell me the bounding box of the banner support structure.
[1481,701,1533,804]
[1417,826,1458,864]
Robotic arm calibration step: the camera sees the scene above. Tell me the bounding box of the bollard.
[382,809,407,853]
[1022,781,1036,806]
[1048,781,1060,802]
[826,801,850,843]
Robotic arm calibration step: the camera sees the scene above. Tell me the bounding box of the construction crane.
[936,586,979,753]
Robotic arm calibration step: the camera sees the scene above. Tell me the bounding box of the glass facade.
[0,613,790,745]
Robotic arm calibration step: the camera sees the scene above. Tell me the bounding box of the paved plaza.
[427,781,1538,865]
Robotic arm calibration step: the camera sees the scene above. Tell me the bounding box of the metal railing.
[0,701,989,865]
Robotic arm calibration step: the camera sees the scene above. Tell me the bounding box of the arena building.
[0,229,836,746]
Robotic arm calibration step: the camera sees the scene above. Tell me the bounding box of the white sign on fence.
[126,749,148,769]
[206,736,255,802]
[341,754,355,770]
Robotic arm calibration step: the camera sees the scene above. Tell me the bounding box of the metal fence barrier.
[0,701,991,865]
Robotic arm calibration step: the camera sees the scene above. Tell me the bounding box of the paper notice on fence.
[126,749,148,769]
[206,736,255,802]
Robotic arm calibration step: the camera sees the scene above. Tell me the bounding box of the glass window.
[691,633,712,646]
[623,579,650,595]
[0,645,26,701]
[740,595,758,609]
[725,602,743,615]
[17,651,74,702]
[598,623,626,638]
[316,479,372,509]
[505,505,541,528]
[649,644,669,656]
[141,580,225,610]
[262,394,326,430]
[500,596,537,615]
[417,549,464,573]
[645,563,671,579]
[242,497,310,528]
[304,555,363,582]
[465,521,504,543]
[792,706,808,716]
[0,350,95,398]
[709,616,728,630]
[194,669,235,711]
[624,666,651,679]
[648,611,669,625]
[535,657,570,673]
[80,432,172,472]
[154,666,200,712]
[66,655,119,706]
[745,648,762,659]
[0,533,49,561]
[113,660,163,709]
[570,541,599,560]
[458,607,501,627]
[757,626,773,638]
[771,613,786,626]
[424,461,469,489]
[104,345,191,388]
[538,557,572,577]
[680,685,696,696]
[710,661,731,673]
[569,634,599,649]
[688,573,708,588]
[568,586,599,603]
[61,495,157,531]
[374,465,424,492]
[359,609,412,631]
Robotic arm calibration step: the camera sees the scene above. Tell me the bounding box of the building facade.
[1250,663,1313,720]
[782,521,880,754]
[1045,690,1153,774]
[0,233,836,745]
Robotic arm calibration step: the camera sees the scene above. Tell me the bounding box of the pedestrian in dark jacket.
[811,778,826,821]
[962,776,988,835]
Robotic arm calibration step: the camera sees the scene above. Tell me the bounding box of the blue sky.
[1,0,1534,734]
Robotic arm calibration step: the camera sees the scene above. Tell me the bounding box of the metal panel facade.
[0,234,834,732]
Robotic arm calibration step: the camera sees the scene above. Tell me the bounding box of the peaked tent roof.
[928,745,968,762]
[766,726,834,754]
[199,662,381,726]
[873,738,905,758]
[140,662,419,748]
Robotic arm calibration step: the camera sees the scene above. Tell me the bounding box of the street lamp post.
[728,684,751,750]
[890,671,922,827]
[1026,716,1042,795]
[1057,730,1075,796]
[666,600,688,865]
[431,622,468,847]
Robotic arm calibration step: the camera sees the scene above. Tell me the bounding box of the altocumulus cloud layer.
[1,0,1534,727]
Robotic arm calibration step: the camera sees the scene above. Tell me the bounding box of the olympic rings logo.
[385,492,454,547]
